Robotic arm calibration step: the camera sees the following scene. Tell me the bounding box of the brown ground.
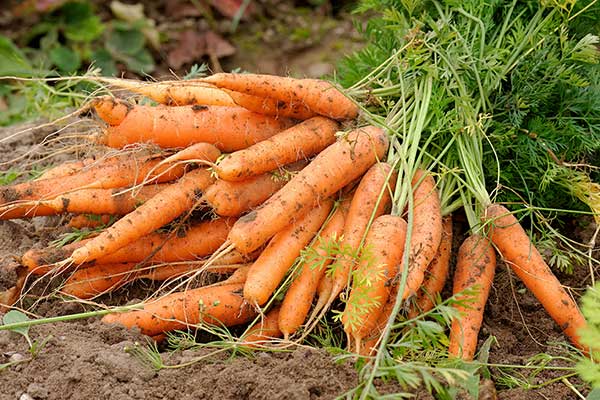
[0,2,597,399]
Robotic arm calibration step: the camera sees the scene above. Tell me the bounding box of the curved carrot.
[61,262,138,299]
[224,89,317,120]
[99,105,294,152]
[216,117,338,181]
[448,234,496,360]
[401,170,443,300]
[227,126,389,254]
[70,168,215,264]
[92,96,132,125]
[278,201,347,338]
[204,161,306,217]
[242,306,283,347]
[202,73,358,120]
[342,215,407,347]
[243,199,334,306]
[483,204,587,350]
[329,162,397,303]
[101,283,256,336]
[408,215,453,318]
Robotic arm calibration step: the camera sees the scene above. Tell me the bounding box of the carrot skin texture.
[70,168,215,264]
[203,73,359,120]
[243,199,334,306]
[343,215,407,340]
[101,283,256,336]
[216,116,339,181]
[408,215,453,318]
[401,170,443,300]
[61,262,138,299]
[92,96,131,126]
[204,161,306,217]
[483,204,587,350]
[224,89,317,120]
[448,235,496,361]
[278,203,347,337]
[68,214,114,229]
[330,162,397,301]
[102,105,294,152]
[243,306,283,346]
[228,126,389,254]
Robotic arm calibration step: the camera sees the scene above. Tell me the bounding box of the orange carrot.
[92,96,132,125]
[243,199,334,306]
[69,168,215,264]
[408,215,453,318]
[101,283,256,336]
[216,116,338,181]
[140,262,251,282]
[224,89,317,120]
[204,161,306,217]
[61,262,138,299]
[153,142,221,172]
[35,158,95,181]
[278,202,347,338]
[400,170,443,300]
[98,78,236,107]
[483,204,587,350]
[99,105,294,152]
[68,214,114,229]
[227,126,389,254]
[329,162,397,304]
[359,294,397,357]
[213,264,252,286]
[307,274,333,325]
[448,235,496,361]
[203,73,358,120]
[342,215,407,349]
[242,306,283,347]
[22,239,92,275]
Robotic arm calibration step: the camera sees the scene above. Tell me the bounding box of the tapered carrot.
[22,239,92,275]
[216,117,338,181]
[0,203,59,219]
[212,264,252,286]
[68,214,114,229]
[342,215,407,348]
[98,78,236,107]
[61,262,138,299]
[242,306,283,347]
[408,215,453,318]
[150,143,221,173]
[243,199,334,306]
[329,162,397,304]
[278,201,347,338]
[448,235,496,360]
[227,126,389,254]
[401,170,443,300]
[359,294,397,357]
[202,73,359,120]
[102,283,256,336]
[224,89,317,120]
[140,262,252,282]
[307,274,333,326]
[483,204,587,350]
[69,168,215,264]
[204,161,306,217]
[35,158,99,181]
[98,105,294,152]
[92,96,132,126]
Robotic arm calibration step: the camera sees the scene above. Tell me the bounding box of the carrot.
[153,143,221,172]
[408,215,453,318]
[92,96,132,126]
[243,199,334,306]
[400,170,443,300]
[278,201,347,338]
[483,204,588,350]
[223,89,317,120]
[307,274,333,326]
[45,184,168,215]
[216,117,338,181]
[98,105,295,152]
[202,73,359,120]
[448,235,496,361]
[213,264,252,286]
[242,306,283,347]
[227,126,389,254]
[329,162,397,304]
[204,161,306,217]
[22,239,92,275]
[35,159,93,181]
[0,203,59,220]
[68,214,114,229]
[69,168,215,264]
[359,294,397,357]
[61,262,138,299]
[101,283,256,336]
[342,215,408,349]
[140,262,252,282]
[98,78,236,107]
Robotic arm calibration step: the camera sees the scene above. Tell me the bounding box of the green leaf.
[91,48,118,76]
[61,2,104,42]
[0,35,33,76]
[107,26,145,55]
[2,310,32,339]
[49,46,81,72]
[587,388,600,400]
[120,48,155,74]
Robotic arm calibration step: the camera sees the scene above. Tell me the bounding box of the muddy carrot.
[242,306,283,347]
[92,96,132,125]
[68,214,115,229]
[61,262,139,299]
[224,89,317,120]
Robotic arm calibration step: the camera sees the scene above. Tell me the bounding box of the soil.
[0,1,598,399]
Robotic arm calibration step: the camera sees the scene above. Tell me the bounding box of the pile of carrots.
[0,73,589,360]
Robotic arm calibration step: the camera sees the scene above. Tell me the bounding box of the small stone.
[27,382,49,399]
[19,394,34,400]
[9,353,26,362]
